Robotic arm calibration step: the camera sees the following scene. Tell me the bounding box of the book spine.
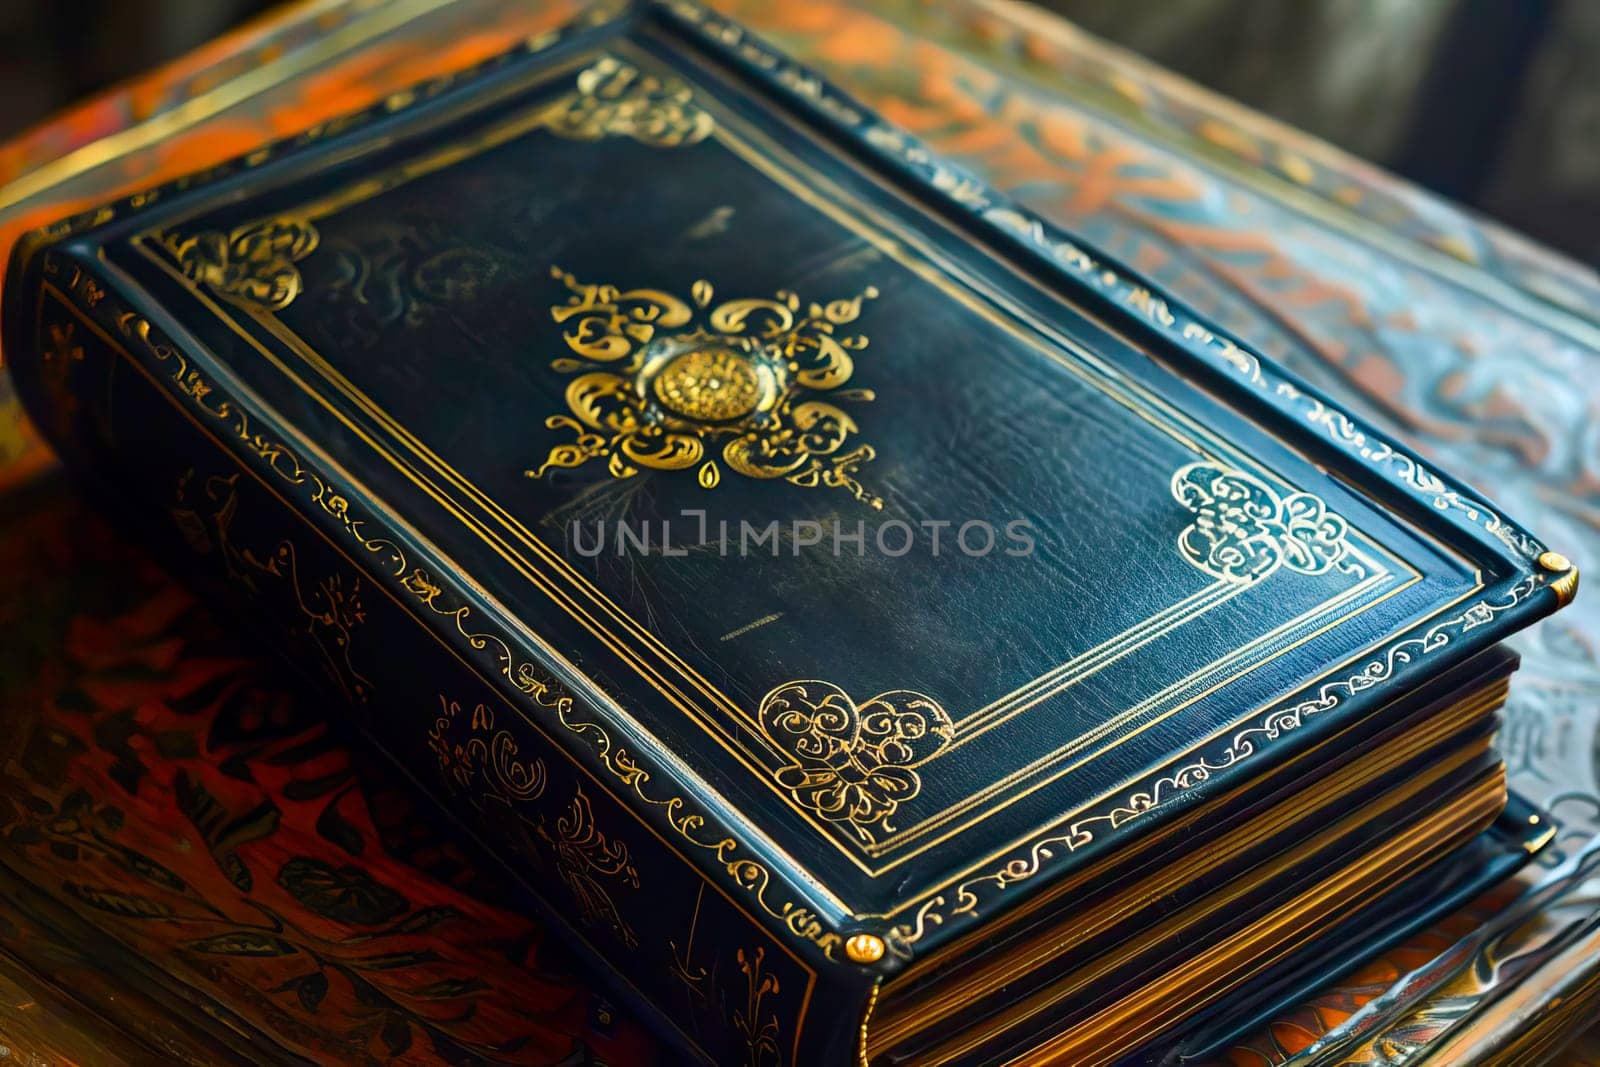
[5,246,865,1066]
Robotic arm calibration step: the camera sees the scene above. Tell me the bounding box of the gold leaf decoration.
[757,680,953,843]
[160,217,319,312]
[527,266,885,508]
[1171,461,1358,582]
[540,785,640,948]
[535,56,713,147]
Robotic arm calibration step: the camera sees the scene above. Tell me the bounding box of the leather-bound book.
[2,3,1576,1063]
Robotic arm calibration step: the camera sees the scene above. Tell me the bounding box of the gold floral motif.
[159,216,319,312]
[734,946,784,1067]
[540,785,640,948]
[669,895,787,1067]
[527,267,884,507]
[535,56,713,147]
[428,695,548,801]
[1171,461,1355,582]
[758,681,953,844]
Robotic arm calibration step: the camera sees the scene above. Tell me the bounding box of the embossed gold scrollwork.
[540,784,640,948]
[428,694,547,801]
[1273,381,1547,560]
[159,216,319,312]
[1171,461,1359,582]
[757,680,954,844]
[428,697,635,946]
[528,267,884,507]
[535,55,713,147]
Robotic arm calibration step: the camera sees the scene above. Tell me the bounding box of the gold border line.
[877,675,1509,1001]
[79,75,1480,938]
[864,568,1410,857]
[136,208,1418,872]
[206,131,1252,739]
[39,283,821,1059]
[862,570,1483,921]
[123,45,1424,873]
[133,196,1385,874]
[956,581,1236,730]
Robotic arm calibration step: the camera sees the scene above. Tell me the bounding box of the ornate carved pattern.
[0,490,645,1062]
[1171,461,1355,583]
[32,1,1578,986]
[757,681,953,843]
[427,695,548,802]
[535,56,713,147]
[160,217,319,313]
[540,785,640,948]
[528,267,884,507]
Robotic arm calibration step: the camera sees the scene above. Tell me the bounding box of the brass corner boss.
[846,933,887,965]
[1537,551,1580,608]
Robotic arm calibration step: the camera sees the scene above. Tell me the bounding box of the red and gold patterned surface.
[2,1,1598,1064]
[0,479,660,1065]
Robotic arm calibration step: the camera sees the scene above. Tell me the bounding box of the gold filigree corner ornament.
[757,680,953,844]
[534,56,713,147]
[526,268,885,508]
[160,216,319,313]
[1171,461,1358,582]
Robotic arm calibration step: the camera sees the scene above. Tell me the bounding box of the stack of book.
[4,3,1575,1063]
